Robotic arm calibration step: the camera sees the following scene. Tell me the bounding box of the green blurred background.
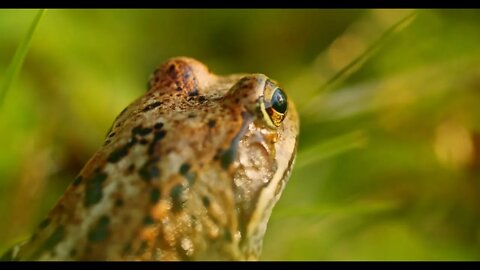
[1,9,480,260]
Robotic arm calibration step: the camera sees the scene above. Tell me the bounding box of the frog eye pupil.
[263,87,288,127]
[271,88,287,114]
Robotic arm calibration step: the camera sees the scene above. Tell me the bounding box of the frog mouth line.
[219,111,254,170]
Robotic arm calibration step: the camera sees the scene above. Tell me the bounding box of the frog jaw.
[225,76,299,259]
[240,102,298,260]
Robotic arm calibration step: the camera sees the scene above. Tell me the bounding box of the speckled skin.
[5,57,299,261]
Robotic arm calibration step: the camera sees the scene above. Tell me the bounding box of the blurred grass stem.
[0,9,46,106]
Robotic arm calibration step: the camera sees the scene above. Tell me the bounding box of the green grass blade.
[0,9,46,105]
[272,199,400,220]
[300,11,417,116]
[318,11,417,94]
[295,130,368,169]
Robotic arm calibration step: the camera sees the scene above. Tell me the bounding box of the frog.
[2,57,299,261]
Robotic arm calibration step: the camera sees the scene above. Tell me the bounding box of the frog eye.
[263,87,288,127]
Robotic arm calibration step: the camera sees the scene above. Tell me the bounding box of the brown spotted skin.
[8,57,299,261]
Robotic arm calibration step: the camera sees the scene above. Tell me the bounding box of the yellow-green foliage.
[1,9,480,260]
